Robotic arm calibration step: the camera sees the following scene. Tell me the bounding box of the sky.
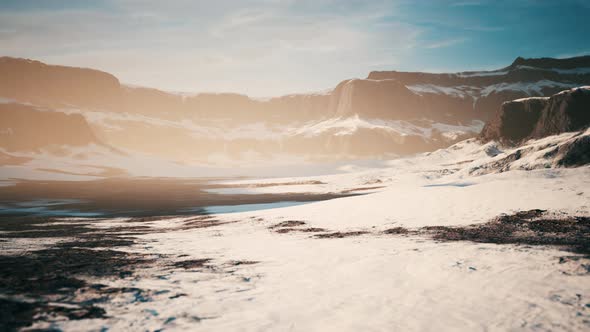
[1,0,589,97]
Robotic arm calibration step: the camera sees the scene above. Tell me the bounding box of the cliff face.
[479,97,548,143]
[328,79,422,120]
[479,87,590,144]
[2,55,589,124]
[532,87,590,138]
[1,56,589,160]
[0,57,121,109]
[367,55,590,121]
[0,103,102,152]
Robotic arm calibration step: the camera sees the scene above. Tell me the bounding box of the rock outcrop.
[0,103,102,152]
[532,87,590,138]
[479,97,548,143]
[0,57,121,109]
[480,87,590,144]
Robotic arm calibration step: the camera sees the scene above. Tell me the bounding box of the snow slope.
[30,129,590,331]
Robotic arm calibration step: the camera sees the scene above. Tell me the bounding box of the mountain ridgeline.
[0,55,589,162]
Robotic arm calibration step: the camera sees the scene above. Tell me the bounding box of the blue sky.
[1,0,589,96]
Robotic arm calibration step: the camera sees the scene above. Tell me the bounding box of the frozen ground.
[2,130,590,331]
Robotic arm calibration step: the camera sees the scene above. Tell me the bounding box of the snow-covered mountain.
[0,56,589,167]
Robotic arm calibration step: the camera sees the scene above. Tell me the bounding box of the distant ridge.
[1,55,589,159]
[509,55,590,70]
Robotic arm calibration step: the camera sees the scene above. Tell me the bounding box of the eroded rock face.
[0,57,121,109]
[368,55,590,120]
[480,87,590,144]
[0,103,102,152]
[328,79,422,119]
[556,134,590,167]
[532,87,590,138]
[480,97,548,143]
[2,55,588,124]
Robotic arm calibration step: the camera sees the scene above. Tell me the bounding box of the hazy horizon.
[2,0,589,97]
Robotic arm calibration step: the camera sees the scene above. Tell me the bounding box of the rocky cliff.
[1,55,589,161]
[0,103,102,152]
[480,86,590,144]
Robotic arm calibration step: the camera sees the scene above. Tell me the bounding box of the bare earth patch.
[276,227,328,234]
[269,220,328,234]
[269,220,307,229]
[382,227,410,235]
[172,259,212,270]
[314,231,369,239]
[0,216,255,330]
[421,210,590,255]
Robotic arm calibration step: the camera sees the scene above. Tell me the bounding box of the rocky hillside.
[0,102,103,152]
[368,55,590,121]
[1,56,589,161]
[480,86,590,144]
[0,57,121,109]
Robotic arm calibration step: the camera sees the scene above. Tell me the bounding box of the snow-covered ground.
[21,130,590,331]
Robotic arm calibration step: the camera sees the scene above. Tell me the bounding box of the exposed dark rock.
[479,87,590,158]
[314,231,369,239]
[0,244,153,330]
[0,298,106,331]
[532,87,590,138]
[0,216,256,329]
[556,134,590,166]
[275,227,327,234]
[172,259,211,269]
[480,98,547,143]
[422,210,590,255]
[383,227,410,235]
[270,220,307,229]
[229,260,258,266]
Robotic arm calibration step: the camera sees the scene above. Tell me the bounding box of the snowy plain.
[18,129,590,332]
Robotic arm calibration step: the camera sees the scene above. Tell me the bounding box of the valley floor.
[1,132,590,331]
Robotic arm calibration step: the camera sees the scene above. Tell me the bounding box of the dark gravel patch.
[422,210,590,255]
[0,214,260,330]
[0,216,155,330]
[276,227,328,234]
[314,231,369,239]
[229,260,258,266]
[0,298,106,331]
[0,246,154,331]
[172,259,212,270]
[269,220,307,229]
[383,227,410,235]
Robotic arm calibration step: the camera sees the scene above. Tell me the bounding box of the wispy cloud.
[423,38,467,49]
[0,0,423,96]
[0,0,588,96]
